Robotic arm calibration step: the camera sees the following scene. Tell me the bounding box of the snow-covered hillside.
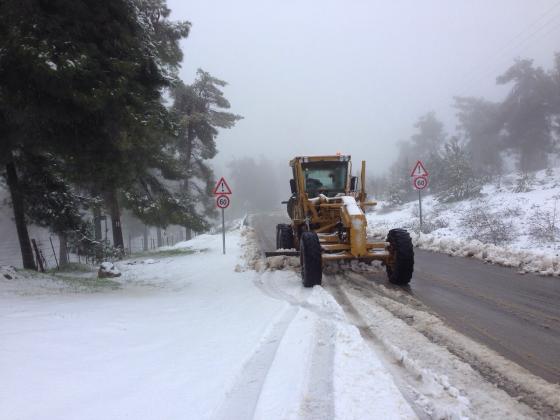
[367,167,560,276]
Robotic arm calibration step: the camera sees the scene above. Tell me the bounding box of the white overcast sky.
[166,0,560,175]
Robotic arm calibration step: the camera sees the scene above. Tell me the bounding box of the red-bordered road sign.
[413,176,428,190]
[216,194,230,209]
[410,160,429,178]
[213,177,232,195]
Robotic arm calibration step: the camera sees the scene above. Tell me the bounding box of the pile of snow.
[97,261,121,278]
[0,265,19,280]
[368,167,560,276]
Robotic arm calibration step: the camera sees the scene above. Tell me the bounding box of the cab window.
[302,161,348,197]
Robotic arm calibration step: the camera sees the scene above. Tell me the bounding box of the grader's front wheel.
[386,229,414,285]
[300,231,322,287]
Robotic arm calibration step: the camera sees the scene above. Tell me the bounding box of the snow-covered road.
[3,222,560,419]
[1,228,414,420]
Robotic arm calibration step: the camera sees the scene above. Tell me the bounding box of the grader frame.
[267,155,414,287]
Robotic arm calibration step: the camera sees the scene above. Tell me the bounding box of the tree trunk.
[143,225,149,251]
[182,125,195,239]
[106,188,124,250]
[92,205,103,262]
[93,207,102,242]
[58,233,69,266]
[5,159,37,270]
[156,227,162,247]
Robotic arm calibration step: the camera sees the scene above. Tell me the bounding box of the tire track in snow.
[212,305,298,420]
[299,318,335,420]
[323,274,431,420]
[329,272,559,419]
[341,272,560,418]
[254,272,337,420]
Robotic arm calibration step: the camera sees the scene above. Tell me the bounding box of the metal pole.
[222,208,226,254]
[418,189,423,232]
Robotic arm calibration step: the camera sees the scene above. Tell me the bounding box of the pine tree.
[410,112,446,160]
[0,0,190,260]
[454,96,504,176]
[171,71,243,237]
[17,153,89,265]
[436,138,482,202]
[497,59,556,172]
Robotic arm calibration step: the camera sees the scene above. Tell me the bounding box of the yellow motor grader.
[266,155,414,287]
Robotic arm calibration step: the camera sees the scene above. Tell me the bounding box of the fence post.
[39,249,47,270]
[31,239,45,272]
[49,237,59,270]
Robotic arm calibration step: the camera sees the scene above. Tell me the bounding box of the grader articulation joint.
[266,155,414,287]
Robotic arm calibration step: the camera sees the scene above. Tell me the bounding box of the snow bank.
[368,168,560,277]
[338,277,543,419]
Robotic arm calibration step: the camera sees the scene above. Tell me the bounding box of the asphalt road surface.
[251,213,560,385]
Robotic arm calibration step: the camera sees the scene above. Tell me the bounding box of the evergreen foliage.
[436,138,482,203]
[497,59,556,172]
[454,97,503,176]
[170,70,243,231]
[0,0,235,265]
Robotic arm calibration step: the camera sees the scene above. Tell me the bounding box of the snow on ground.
[367,167,560,276]
[329,272,558,419]
[0,227,416,420]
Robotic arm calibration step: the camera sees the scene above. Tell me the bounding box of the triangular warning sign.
[410,160,429,177]
[213,177,232,195]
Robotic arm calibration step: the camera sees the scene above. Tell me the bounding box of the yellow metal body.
[289,155,390,262]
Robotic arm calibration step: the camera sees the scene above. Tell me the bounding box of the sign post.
[411,161,429,232]
[213,177,232,254]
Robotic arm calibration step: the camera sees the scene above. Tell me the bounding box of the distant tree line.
[372,54,560,205]
[0,0,241,269]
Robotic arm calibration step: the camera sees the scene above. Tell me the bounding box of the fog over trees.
[372,54,560,205]
[1,0,560,268]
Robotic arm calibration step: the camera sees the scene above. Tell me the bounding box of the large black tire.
[386,228,414,285]
[276,224,294,249]
[300,231,322,287]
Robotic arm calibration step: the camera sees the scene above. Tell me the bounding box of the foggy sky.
[166,0,560,176]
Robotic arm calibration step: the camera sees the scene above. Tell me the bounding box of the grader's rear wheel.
[300,231,322,287]
[386,228,414,285]
[276,224,294,249]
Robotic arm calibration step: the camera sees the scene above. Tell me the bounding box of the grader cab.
[266,155,414,287]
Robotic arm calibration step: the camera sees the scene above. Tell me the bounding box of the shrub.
[461,203,515,244]
[512,172,535,193]
[528,201,559,243]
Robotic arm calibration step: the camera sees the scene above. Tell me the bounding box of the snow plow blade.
[264,250,300,257]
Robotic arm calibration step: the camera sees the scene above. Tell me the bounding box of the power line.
[457,2,560,95]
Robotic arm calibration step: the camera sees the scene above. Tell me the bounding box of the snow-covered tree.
[0,0,191,262]
[436,137,482,202]
[171,71,243,237]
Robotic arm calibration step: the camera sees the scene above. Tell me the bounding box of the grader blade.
[264,250,300,257]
